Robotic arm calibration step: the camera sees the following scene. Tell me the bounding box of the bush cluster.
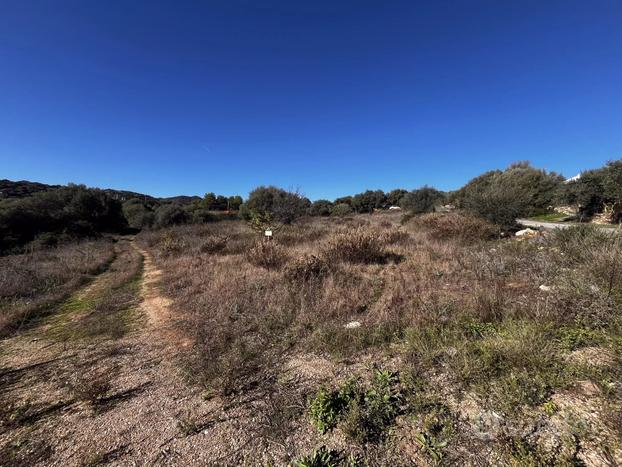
[322,228,387,264]
[199,235,228,254]
[0,185,126,253]
[245,240,288,269]
[453,162,564,227]
[283,254,331,282]
[410,212,499,243]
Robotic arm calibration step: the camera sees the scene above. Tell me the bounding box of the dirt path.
[134,244,172,329]
[0,240,220,466]
[517,218,621,233]
[132,245,192,350]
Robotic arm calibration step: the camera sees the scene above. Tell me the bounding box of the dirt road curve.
[517,218,621,233]
[0,240,218,466]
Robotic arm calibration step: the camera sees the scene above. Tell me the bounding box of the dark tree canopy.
[454,163,564,227]
[334,196,353,206]
[386,189,408,207]
[0,185,127,253]
[558,159,622,220]
[351,190,386,213]
[241,186,310,225]
[330,203,353,217]
[400,186,445,213]
[154,204,189,228]
[309,199,333,216]
[122,199,155,230]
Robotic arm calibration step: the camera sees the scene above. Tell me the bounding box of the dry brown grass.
[410,211,499,243]
[322,227,388,264]
[135,213,622,464]
[245,240,289,269]
[0,240,115,336]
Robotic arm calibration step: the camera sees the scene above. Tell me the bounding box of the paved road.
[517,218,621,233]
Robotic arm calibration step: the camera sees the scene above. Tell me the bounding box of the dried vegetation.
[134,212,622,464]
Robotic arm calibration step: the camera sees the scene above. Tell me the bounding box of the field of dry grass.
[1,213,621,465]
[133,212,622,465]
[0,239,115,337]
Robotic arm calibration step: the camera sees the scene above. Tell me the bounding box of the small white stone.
[344,321,361,329]
[539,285,552,292]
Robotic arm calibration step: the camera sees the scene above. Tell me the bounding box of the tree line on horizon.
[1,158,620,254]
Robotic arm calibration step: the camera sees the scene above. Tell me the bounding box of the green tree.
[400,186,444,213]
[241,186,310,226]
[387,189,408,207]
[203,192,217,209]
[0,185,127,253]
[351,190,386,213]
[330,203,353,217]
[227,195,243,211]
[122,199,155,229]
[309,200,333,216]
[334,196,353,206]
[455,163,564,227]
[154,204,188,228]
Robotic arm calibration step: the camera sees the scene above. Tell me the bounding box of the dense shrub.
[154,204,188,228]
[199,235,228,254]
[159,231,187,255]
[454,162,563,227]
[400,186,445,213]
[309,199,333,216]
[245,240,288,269]
[351,190,386,213]
[0,185,127,253]
[122,199,155,229]
[283,254,331,282]
[330,203,353,217]
[557,159,622,220]
[386,188,408,206]
[322,228,387,264]
[240,186,310,225]
[201,192,243,211]
[410,212,499,243]
[380,228,410,245]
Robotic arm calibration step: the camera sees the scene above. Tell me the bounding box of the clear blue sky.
[1,1,621,200]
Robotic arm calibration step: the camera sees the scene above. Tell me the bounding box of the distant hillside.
[0,179,60,198]
[0,179,199,206]
[102,189,154,202]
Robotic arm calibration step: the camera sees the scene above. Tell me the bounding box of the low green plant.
[416,432,448,464]
[309,381,357,433]
[342,369,402,442]
[411,398,453,464]
[309,369,404,443]
[177,416,202,436]
[558,326,600,351]
[293,446,341,467]
[541,400,558,416]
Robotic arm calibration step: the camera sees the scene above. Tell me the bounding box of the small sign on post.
[264,229,273,240]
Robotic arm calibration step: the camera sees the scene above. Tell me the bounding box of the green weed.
[293,446,341,467]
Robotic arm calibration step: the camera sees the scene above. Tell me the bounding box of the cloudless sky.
[1,1,621,200]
